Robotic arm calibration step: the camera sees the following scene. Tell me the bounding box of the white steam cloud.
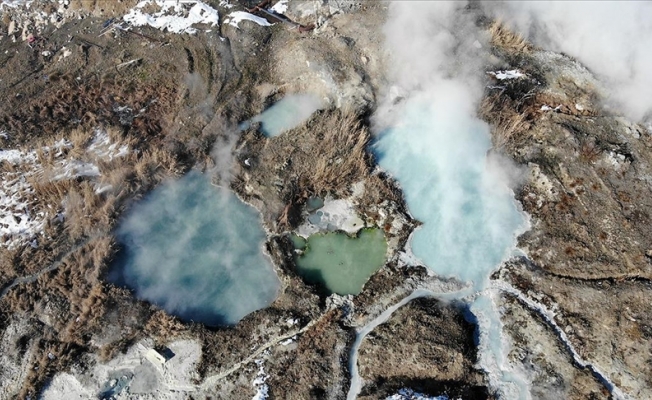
[374,2,529,397]
[374,1,526,287]
[111,171,279,326]
[484,1,652,122]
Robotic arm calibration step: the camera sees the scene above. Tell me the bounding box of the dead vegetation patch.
[233,109,403,232]
[233,109,370,227]
[488,20,532,54]
[0,72,178,148]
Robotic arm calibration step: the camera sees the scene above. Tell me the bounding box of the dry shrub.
[275,109,371,198]
[134,147,183,186]
[29,178,74,206]
[2,12,11,26]
[0,73,177,148]
[145,310,186,342]
[311,113,370,195]
[18,339,85,399]
[69,127,93,159]
[235,109,381,230]
[480,93,532,150]
[488,20,532,53]
[63,181,114,239]
[44,236,114,337]
[0,246,19,284]
[579,140,602,164]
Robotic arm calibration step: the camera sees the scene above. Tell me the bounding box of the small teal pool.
[293,229,388,295]
[109,171,280,326]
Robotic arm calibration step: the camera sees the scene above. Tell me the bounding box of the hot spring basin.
[109,171,279,326]
[293,229,387,295]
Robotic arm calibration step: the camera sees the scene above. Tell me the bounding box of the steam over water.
[370,2,530,397]
[110,171,279,326]
[375,96,525,288]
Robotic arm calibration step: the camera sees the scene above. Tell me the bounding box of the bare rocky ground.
[356,298,488,399]
[0,1,650,400]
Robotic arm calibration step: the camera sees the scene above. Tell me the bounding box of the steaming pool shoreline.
[108,171,281,327]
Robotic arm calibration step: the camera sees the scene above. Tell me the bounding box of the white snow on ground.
[224,11,272,29]
[540,105,561,112]
[0,129,128,249]
[0,0,32,8]
[279,336,296,345]
[386,388,449,400]
[88,128,130,161]
[270,0,288,14]
[605,151,629,170]
[43,373,94,400]
[488,70,526,80]
[252,357,270,400]
[296,197,365,237]
[123,0,220,34]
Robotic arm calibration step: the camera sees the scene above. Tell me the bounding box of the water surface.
[109,171,279,326]
[375,98,525,288]
[293,228,387,295]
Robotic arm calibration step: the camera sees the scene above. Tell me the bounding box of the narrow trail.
[0,235,99,300]
[199,316,322,390]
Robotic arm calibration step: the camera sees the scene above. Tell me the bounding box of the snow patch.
[0,129,129,248]
[279,336,295,345]
[0,0,33,8]
[386,388,449,400]
[270,0,288,14]
[252,357,270,400]
[540,104,561,112]
[123,0,220,34]
[224,11,272,29]
[605,151,628,170]
[488,70,526,80]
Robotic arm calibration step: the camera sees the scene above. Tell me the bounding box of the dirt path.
[0,235,99,300]
[199,315,323,390]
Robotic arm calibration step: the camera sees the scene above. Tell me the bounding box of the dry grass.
[4,235,115,398]
[237,109,372,229]
[488,20,532,53]
[233,108,407,231]
[144,310,187,343]
[269,109,371,198]
[304,111,370,196]
[480,93,532,150]
[0,73,177,148]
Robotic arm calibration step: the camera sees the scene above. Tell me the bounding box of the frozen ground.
[123,0,221,34]
[0,129,128,248]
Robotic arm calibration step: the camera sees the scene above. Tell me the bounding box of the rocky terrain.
[0,1,650,400]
